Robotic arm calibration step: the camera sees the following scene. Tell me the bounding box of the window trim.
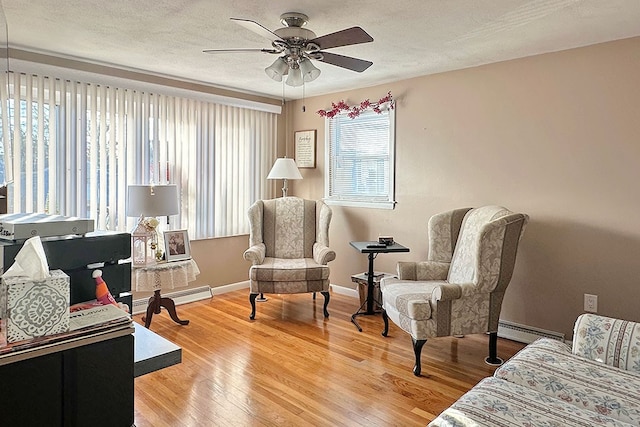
[324,107,396,210]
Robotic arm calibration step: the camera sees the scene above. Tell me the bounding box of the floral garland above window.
[317,91,394,119]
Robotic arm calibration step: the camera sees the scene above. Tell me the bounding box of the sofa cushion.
[429,376,633,427]
[573,313,640,373]
[495,338,640,425]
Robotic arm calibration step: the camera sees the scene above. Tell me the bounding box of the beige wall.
[286,36,640,339]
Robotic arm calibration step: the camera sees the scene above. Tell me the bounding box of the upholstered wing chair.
[243,197,336,320]
[380,206,528,376]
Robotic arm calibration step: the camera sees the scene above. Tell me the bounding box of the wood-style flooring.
[133,289,525,426]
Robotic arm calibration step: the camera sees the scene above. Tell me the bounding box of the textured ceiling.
[2,0,640,100]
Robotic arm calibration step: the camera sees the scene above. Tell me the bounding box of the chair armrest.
[243,243,266,265]
[573,313,640,373]
[397,261,450,281]
[431,283,463,303]
[313,242,336,265]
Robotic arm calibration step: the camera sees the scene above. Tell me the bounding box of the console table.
[132,258,200,328]
[349,241,410,331]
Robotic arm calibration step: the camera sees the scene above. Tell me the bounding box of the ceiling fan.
[203,12,374,87]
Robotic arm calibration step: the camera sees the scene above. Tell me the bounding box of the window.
[0,71,279,239]
[325,107,396,209]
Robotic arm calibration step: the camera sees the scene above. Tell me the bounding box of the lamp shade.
[265,57,289,82]
[299,59,321,82]
[126,185,179,217]
[267,158,302,180]
[285,66,304,87]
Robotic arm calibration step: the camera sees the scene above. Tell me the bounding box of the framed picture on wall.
[163,229,191,261]
[294,129,316,168]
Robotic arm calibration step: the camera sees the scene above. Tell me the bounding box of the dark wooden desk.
[134,322,182,377]
[0,325,134,427]
[349,241,410,331]
[0,322,182,426]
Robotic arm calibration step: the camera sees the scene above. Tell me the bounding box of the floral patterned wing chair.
[380,206,529,376]
[243,197,336,320]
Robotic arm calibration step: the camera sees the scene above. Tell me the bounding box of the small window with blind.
[324,108,396,209]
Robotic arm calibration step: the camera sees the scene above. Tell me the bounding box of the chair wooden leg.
[485,331,504,366]
[321,291,330,318]
[249,293,258,320]
[412,338,427,376]
[381,309,389,337]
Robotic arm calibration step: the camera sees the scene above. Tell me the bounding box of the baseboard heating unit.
[498,320,565,344]
[132,285,213,315]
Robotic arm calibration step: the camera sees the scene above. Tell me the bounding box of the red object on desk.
[93,269,119,307]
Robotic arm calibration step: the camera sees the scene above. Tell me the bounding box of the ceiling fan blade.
[316,51,373,72]
[203,48,278,54]
[230,18,282,43]
[309,27,373,50]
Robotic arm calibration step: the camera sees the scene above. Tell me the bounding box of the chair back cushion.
[262,197,316,259]
[428,208,472,263]
[448,206,528,293]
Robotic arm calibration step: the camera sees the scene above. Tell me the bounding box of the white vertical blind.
[0,71,277,238]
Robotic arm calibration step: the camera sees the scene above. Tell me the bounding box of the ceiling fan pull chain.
[281,78,285,105]
[302,83,306,112]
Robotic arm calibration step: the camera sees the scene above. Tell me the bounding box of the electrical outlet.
[584,294,598,313]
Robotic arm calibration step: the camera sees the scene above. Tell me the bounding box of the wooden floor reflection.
[133,289,525,427]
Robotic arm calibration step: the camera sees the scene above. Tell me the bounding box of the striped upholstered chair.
[243,197,336,320]
[380,206,528,376]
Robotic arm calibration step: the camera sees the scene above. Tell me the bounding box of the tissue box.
[0,269,70,343]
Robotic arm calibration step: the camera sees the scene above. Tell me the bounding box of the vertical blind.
[0,72,277,238]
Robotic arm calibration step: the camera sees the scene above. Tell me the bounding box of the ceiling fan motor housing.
[274,27,317,43]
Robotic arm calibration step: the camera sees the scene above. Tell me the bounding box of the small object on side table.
[378,236,394,245]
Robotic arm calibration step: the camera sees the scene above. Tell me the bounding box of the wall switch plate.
[584,294,598,313]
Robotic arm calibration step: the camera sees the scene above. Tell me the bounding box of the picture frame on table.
[294,129,316,168]
[163,229,191,261]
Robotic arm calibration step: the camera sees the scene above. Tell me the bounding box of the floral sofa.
[429,313,640,426]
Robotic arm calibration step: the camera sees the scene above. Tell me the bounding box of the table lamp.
[267,157,302,197]
[126,185,179,264]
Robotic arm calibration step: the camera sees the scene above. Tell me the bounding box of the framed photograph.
[294,129,316,168]
[163,229,191,261]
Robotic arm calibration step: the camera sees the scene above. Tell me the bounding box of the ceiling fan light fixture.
[265,57,289,82]
[286,66,304,87]
[299,59,321,82]
[207,13,374,87]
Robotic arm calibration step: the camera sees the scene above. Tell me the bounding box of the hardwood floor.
[133,289,525,426]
